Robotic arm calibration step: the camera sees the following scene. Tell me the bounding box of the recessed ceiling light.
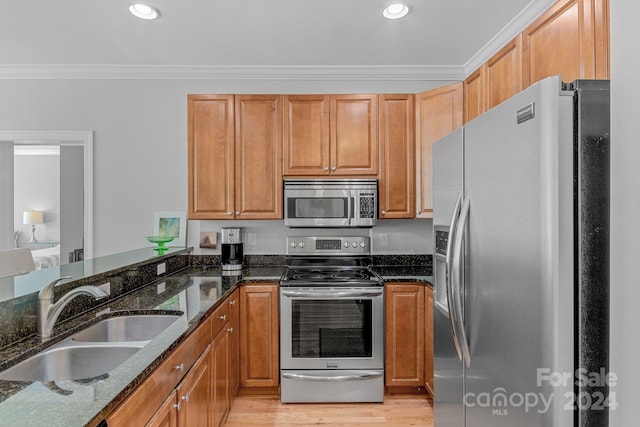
[129,3,160,20]
[383,3,409,20]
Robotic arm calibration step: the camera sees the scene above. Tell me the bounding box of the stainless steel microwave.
[284,179,377,227]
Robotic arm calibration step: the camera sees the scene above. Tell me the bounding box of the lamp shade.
[23,211,44,225]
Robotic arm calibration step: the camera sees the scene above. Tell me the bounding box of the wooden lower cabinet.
[385,282,425,390]
[424,286,434,396]
[146,392,179,427]
[239,283,280,389]
[227,289,240,401]
[177,346,211,427]
[211,325,230,427]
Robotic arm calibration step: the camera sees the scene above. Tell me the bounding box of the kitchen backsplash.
[187,218,433,255]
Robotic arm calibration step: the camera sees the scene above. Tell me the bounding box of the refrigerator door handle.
[445,192,463,360]
[451,193,472,368]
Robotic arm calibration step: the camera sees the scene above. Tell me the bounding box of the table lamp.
[23,210,44,243]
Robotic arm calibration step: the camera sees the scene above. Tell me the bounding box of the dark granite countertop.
[0,265,284,427]
[0,259,431,426]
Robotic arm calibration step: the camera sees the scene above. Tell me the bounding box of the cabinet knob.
[227,212,232,216]
[175,363,184,372]
[229,300,236,305]
[236,211,240,215]
[323,166,329,171]
[331,166,337,171]
[218,315,227,321]
[182,394,190,402]
[174,402,182,411]
[381,210,386,215]
[416,211,420,215]
[227,327,234,333]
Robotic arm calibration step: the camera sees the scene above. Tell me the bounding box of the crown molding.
[463,0,557,75]
[0,64,466,81]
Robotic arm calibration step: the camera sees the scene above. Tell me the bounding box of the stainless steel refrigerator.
[432,75,610,427]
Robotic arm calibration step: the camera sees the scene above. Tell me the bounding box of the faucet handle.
[38,276,73,300]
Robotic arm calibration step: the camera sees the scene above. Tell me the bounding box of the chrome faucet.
[38,276,109,341]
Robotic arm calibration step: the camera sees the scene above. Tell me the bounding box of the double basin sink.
[0,314,181,382]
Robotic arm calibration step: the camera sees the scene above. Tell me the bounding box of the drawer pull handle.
[175,363,184,372]
[227,327,234,333]
[218,315,226,321]
[174,402,182,410]
[182,394,190,402]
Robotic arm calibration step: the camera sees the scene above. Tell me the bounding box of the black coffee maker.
[221,227,243,273]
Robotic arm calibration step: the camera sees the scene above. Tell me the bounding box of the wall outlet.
[98,282,111,295]
[247,233,257,246]
[157,281,166,294]
[157,262,166,275]
[379,233,388,246]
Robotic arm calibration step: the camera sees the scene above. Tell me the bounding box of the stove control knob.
[351,242,357,248]
[360,242,366,248]
[344,241,350,248]
[290,241,297,248]
[299,241,305,248]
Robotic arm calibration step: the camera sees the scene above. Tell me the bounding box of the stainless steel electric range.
[279,236,384,403]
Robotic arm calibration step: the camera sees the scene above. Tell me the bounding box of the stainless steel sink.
[0,313,183,382]
[70,314,181,342]
[0,343,142,382]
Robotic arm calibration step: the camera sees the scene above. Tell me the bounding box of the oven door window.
[291,299,373,358]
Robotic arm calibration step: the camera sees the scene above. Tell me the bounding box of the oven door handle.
[282,372,383,382]
[281,289,383,298]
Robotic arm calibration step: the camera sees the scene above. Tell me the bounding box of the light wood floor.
[225,394,434,426]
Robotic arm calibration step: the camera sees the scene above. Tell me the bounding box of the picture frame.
[152,211,187,247]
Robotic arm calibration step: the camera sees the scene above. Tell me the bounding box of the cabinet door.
[235,95,283,219]
[486,35,523,110]
[211,328,230,427]
[330,94,378,175]
[464,67,485,123]
[239,283,280,388]
[424,286,434,396]
[227,289,240,402]
[385,282,425,388]
[188,95,235,219]
[146,393,178,427]
[283,95,331,176]
[522,0,610,87]
[378,94,415,219]
[415,83,463,219]
[176,346,211,427]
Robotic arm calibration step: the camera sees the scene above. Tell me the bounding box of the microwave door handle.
[348,193,354,226]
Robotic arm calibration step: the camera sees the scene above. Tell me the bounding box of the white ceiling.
[0,0,556,80]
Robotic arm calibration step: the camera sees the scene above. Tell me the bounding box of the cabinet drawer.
[107,321,211,426]
[211,301,230,337]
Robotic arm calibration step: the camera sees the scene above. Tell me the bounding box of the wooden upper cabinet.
[415,83,463,219]
[188,95,235,219]
[234,95,283,219]
[188,94,283,220]
[378,94,415,219]
[331,94,378,175]
[522,0,610,87]
[464,68,485,123]
[486,35,523,110]
[283,94,378,176]
[283,95,330,175]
